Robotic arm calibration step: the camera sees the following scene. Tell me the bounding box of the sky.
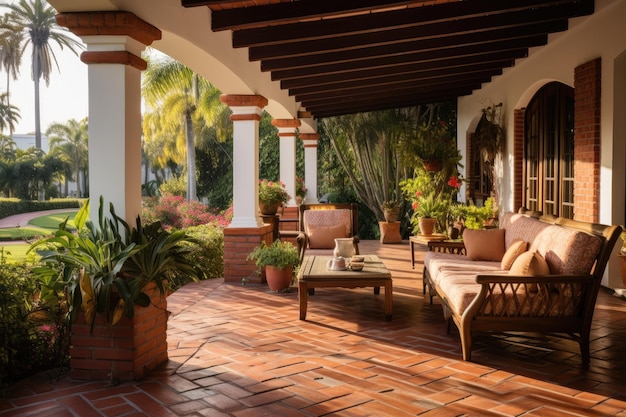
[1,42,88,136]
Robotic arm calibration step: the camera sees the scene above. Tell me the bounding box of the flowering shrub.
[295,177,307,198]
[142,194,232,230]
[259,179,290,205]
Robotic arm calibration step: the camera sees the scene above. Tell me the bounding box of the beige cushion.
[509,251,550,276]
[500,240,528,270]
[463,228,505,261]
[307,224,347,249]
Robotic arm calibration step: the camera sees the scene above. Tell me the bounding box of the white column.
[272,119,301,206]
[57,12,161,224]
[221,95,268,228]
[300,133,320,203]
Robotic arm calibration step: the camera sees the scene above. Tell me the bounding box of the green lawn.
[0,211,77,241]
[0,211,77,261]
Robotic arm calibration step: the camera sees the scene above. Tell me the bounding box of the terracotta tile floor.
[2,240,626,416]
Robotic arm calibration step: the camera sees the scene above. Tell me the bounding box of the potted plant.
[29,197,201,381]
[412,192,448,236]
[381,200,401,223]
[247,240,300,292]
[258,179,290,215]
[400,121,462,173]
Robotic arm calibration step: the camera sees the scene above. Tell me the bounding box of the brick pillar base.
[69,282,168,382]
[224,224,273,284]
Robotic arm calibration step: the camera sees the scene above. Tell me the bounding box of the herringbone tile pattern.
[2,240,626,416]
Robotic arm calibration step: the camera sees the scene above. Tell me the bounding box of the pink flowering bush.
[142,193,232,230]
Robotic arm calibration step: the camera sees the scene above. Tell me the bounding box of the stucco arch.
[515,78,570,110]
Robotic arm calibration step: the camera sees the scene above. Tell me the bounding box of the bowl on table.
[350,261,364,271]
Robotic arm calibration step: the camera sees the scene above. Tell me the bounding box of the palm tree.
[142,55,229,201]
[46,117,88,197]
[0,16,24,128]
[3,0,83,148]
[0,92,20,134]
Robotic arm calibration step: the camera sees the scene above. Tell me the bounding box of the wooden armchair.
[295,203,359,261]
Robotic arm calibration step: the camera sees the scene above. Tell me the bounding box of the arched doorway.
[523,82,575,218]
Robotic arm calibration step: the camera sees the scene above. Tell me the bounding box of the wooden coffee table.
[297,255,393,321]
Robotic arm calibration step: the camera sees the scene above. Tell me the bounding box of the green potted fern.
[247,240,300,292]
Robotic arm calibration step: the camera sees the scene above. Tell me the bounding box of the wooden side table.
[409,234,447,268]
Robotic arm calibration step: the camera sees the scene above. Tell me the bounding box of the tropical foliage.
[401,168,463,234]
[29,197,202,331]
[0,93,20,134]
[2,0,83,147]
[320,104,455,229]
[0,252,69,391]
[46,117,88,197]
[399,120,461,173]
[142,54,230,202]
[0,142,68,200]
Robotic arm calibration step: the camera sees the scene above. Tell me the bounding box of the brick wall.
[574,58,601,222]
[223,224,273,284]
[69,282,168,381]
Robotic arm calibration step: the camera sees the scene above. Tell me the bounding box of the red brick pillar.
[574,58,601,223]
[513,108,526,211]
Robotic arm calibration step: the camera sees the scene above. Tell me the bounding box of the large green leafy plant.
[247,240,300,271]
[30,197,201,331]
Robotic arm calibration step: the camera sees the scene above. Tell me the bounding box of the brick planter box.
[69,282,168,382]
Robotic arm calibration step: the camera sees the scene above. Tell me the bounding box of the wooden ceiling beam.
[307,93,470,118]
[295,75,488,104]
[231,0,583,46]
[275,50,525,88]
[249,16,571,62]
[281,57,514,91]
[208,0,425,31]
[259,25,556,71]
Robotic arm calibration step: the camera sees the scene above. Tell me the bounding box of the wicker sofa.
[423,210,621,365]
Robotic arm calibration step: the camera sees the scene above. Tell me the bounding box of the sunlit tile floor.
[2,240,626,416]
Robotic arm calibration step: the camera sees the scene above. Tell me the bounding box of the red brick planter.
[69,282,168,382]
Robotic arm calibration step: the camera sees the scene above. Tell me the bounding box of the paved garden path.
[0,209,79,245]
[0,208,78,229]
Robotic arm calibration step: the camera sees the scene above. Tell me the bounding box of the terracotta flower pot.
[265,265,293,291]
[259,201,281,215]
[418,217,437,236]
[383,208,399,223]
